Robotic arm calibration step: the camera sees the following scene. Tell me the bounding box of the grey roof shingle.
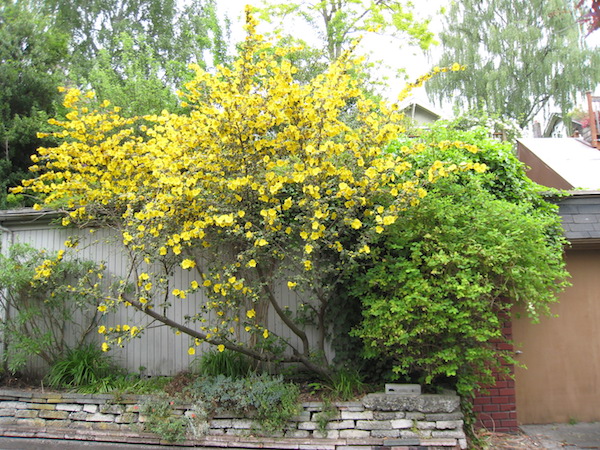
[557,192,600,240]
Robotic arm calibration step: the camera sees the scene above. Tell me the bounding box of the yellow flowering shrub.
[16,9,470,377]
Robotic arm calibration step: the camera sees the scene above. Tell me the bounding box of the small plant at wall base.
[186,373,300,435]
[0,244,111,373]
[45,343,120,389]
[140,397,189,443]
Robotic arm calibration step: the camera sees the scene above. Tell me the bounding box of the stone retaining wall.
[0,389,467,449]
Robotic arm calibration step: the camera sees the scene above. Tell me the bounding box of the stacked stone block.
[0,389,467,449]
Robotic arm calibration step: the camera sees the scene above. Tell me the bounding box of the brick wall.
[473,319,518,432]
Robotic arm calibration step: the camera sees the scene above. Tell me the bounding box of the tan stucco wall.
[513,248,600,424]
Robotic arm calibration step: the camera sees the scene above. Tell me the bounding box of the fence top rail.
[0,208,62,227]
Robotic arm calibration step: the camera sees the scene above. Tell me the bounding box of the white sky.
[216,1,600,125]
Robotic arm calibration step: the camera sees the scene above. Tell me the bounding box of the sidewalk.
[522,423,600,449]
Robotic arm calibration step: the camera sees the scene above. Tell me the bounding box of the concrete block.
[56,404,82,412]
[424,412,463,421]
[99,404,124,414]
[69,421,94,429]
[363,393,460,413]
[373,411,405,420]
[15,418,45,427]
[231,419,254,429]
[298,421,318,430]
[339,429,370,438]
[0,401,27,409]
[45,419,70,428]
[325,420,355,430]
[209,418,232,428]
[370,429,400,438]
[313,430,340,439]
[92,422,122,431]
[68,412,88,421]
[432,430,466,439]
[416,421,436,430]
[436,420,463,430]
[39,410,69,420]
[15,409,38,418]
[285,429,311,438]
[26,403,55,410]
[390,419,413,429]
[83,404,98,413]
[356,420,393,430]
[421,438,460,447]
[0,408,16,416]
[115,412,137,424]
[341,410,373,420]
[385,384,421,395]
[86,412,116,422]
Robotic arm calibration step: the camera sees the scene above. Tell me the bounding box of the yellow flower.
[97,305,107,312]
[217,344,225,352]
[98,325,106,334]
[246,309,256,318]
[351,218,362,229]
[191,280,199,289]
[263,329,269,339]
[247,259,257,267]
[287,281,297,289]
[181,259,196,269]
[101,342,110,352]
[188,347,196,355]
[255,238,268,247]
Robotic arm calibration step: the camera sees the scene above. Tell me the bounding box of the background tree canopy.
[0,0,230,207]
[426,0,600,128]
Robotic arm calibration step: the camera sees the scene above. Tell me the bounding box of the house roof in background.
[398,97,443,122]
[556,191,600,242]
[518,138,600,190]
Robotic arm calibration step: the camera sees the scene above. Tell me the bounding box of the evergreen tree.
[426,0,600,128]
[0,0,68,208]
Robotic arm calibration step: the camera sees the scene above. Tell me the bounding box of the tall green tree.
[0,0,230,206]
[426,0,600,128]
[258,0,435,61]
[0,0,68,208]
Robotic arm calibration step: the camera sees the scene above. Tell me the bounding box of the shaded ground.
[480,430,542,449]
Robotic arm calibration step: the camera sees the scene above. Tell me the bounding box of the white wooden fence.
[0,209,323,376]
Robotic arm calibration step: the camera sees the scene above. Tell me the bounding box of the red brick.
[499,388,516,396]
[473,397,489,405]
[500,419,518,429]
[500,404,516,412]
[492,396,510,404]
[483,404,500,412]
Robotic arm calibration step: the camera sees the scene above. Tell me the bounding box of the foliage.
[45,343,119,388]
[188,373,300,434]
[258,0,435,62]
[194,348,252,378]
[347,127,570,400]
[16,9,466,378]
[0,244,109,373]
[140,397,189,442]
[76,373,172,395]
[427,0,600,128]
[0,0,230,206]
[308,367,365,401]
[0,0,68,207]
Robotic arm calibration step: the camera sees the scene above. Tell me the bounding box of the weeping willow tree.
[427,0,600,128]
